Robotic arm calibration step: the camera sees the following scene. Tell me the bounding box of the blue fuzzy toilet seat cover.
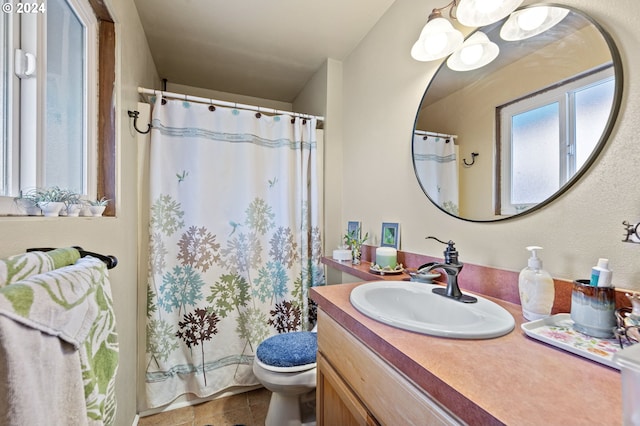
[256,331,317,368]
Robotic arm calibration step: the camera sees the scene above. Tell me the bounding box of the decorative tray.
[369,265,404,275]
[521,313,629,370]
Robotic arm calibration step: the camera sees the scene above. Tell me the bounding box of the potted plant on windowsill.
[64,191,86,217]
[83,197,109,217]
[35,186,71,217]
[14,189,43,216]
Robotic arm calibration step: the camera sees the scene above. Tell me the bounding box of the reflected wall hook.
[128,110,151,134]
[622,220,640,243]
[463,152,479,167]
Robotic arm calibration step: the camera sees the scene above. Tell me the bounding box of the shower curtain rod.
[414,129,458,139]
[137,87,325,122]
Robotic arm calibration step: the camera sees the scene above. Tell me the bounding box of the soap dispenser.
[519,246,555,321]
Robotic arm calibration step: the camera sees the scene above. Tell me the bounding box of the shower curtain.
[144,98,324,408]
[413,134,459,215]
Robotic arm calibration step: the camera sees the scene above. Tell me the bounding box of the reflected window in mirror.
[497,64,615,215]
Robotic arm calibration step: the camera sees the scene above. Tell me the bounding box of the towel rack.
[26,246,118,269]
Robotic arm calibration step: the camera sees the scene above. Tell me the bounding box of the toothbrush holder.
[570,279,617,338]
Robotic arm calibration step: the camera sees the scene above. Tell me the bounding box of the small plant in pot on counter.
[344,229,369,265]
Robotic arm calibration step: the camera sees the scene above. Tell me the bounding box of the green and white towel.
[0,256,119,425]
[0,247,81,288]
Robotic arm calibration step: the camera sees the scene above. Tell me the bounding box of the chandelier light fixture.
[411,0,571,71]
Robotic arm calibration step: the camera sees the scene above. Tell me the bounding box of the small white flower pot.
[38,202,65,217]
[89,205,106,216]
[15,199,41,216]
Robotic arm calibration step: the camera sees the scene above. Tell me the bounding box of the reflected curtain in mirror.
[413,132,459,216]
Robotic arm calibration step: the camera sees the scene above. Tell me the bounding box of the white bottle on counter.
[590,258,612,287]
[518,246,555,321]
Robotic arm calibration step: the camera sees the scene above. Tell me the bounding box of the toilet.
[253,329,317,426]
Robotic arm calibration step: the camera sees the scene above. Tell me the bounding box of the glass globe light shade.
[456,0,524,27]
[517,7,548,31]
[411,17,464,61]
[500,6,570,41]
[447,31,499,71]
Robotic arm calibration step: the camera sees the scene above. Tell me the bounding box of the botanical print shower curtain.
[144,98,324,408]
[413,134,459,215]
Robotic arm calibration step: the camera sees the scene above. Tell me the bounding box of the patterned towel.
[0,247,81,288]
[0,256,119,425]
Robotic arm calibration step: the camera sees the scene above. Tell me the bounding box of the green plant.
[344,229,368,250]
[89,196,110,206]
[15,188,40,205]
[35,186,75,204]
[64,191,83,205]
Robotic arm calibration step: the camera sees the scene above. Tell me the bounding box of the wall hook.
[622,220,640,243]
[128,110,151,134]
[463,152,479,167]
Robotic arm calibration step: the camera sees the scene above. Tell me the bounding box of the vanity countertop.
[310,281,622,425]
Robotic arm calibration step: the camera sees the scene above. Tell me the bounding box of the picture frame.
[347,221,361,239]
[380,222,400,249]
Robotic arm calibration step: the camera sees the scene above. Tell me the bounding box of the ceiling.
[133,0,396,103]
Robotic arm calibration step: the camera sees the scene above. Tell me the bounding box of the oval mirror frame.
[412,4,623,222]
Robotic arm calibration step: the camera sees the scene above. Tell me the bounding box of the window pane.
[46,0,85,193]
[574,78,615,169]
[0,14,8,194]
[511,103,559,205]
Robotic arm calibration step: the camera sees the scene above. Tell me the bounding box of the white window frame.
[497,64,614,216]
[0,0,97,215]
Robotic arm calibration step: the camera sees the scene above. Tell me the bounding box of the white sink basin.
[350,281,515,339]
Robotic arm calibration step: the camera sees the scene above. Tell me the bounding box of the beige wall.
[339,0,640,290]
[0,0,160,424]
[2,0,638,423]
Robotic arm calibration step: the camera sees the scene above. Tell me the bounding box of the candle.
[376,247,397,268]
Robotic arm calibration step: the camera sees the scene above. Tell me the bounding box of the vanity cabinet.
[316,309,461,426]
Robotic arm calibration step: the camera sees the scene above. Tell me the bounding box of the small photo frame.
[380,222,400,249]
[347,221,361,239]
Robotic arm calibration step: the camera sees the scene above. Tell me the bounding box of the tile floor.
[138,387,271,426]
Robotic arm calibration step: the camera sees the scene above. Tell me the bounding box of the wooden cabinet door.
[317,352,379,426]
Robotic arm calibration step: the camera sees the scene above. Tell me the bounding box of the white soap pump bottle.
[518,246,555,321]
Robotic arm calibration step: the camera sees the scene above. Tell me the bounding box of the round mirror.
[412,4,623,222]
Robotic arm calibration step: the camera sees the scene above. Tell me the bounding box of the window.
[0,0,99,213]
[497,65,615,215]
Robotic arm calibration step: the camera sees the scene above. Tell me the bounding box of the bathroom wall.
[339,0,640,290]
[0,0,160,423]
